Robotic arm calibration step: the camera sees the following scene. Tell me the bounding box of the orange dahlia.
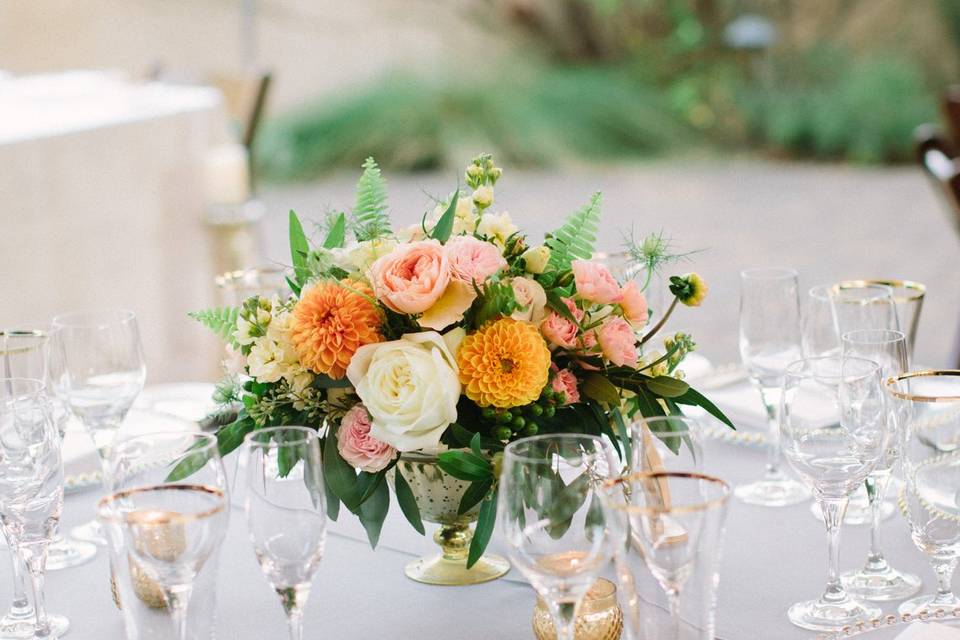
[290,279,383,379]
[457,318,551,408]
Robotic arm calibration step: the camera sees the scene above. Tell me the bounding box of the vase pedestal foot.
[404,553,509,586]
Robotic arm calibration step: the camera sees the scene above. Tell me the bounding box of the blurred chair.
[942,87,960,147]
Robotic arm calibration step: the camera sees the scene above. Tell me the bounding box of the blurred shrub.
[258,66,691,178]
[739,47,937,163]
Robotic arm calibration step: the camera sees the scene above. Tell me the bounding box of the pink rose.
[369,240,451,314]
[598,317,637,367]
[337,405,397,472]
[445,236,507,283]
[620,281,649,327]
[572,260,622,305]
[540,297,583,349]
[551,368,580,405]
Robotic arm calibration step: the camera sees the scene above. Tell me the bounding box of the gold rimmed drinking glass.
[602,471,731,640]
[837,280,925,358]
[98,432,229,640]
[886,371,960,616]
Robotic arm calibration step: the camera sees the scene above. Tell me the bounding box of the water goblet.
[50,309,147,545]
[236,427,326,640]
[781,356,888,631]
[0,379,67,640]
[498,434,618,640]
[886,371,960,616]
[735,267,809,506]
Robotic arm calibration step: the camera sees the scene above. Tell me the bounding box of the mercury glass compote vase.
[390,453,509,585]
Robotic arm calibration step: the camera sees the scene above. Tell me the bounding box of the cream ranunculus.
[346,331,461,452]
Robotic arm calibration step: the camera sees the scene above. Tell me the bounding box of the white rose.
[346,331,460,452]
[521,245,550,274]
[476,211,518,248]
[510,277,548,323]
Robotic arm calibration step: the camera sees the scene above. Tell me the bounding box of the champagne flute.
[98,432,229,640]
[0,379,66,640]
[886,371,960,616]
[498,434,617,640]
[840,330,922,601]
[803,285,840,358]
[50,309,146,544]
[736,268,809,506]
[236,427,326,640]
[781,356,888,631]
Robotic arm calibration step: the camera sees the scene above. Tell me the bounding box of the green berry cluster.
[480,388,566,442]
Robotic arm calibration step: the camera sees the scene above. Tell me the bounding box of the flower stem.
[639,297,679,346]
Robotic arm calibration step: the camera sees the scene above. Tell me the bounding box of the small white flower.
[521,245,551,274]
[476,211,518,248]
[472,185,494,209]
[234,316,256,346]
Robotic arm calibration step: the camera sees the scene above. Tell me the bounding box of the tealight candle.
[204,142,250,205]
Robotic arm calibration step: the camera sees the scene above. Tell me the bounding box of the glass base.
[841,565,922,601]
[46,536,97,571]
[404,553,510,586]
[734,477,810,507]
[70,520,106,546]
[788,596,880,631]
[0,612,69,639]
[810,500,895,525]
[898,592,960,616]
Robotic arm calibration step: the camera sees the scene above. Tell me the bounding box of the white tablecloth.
[0,71,225,382]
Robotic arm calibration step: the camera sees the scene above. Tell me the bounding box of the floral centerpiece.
[188,154,732,579]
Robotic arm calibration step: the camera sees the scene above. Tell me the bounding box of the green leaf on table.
[545,192,602,272]
[188,307,240,348]
[458,477,493,516]
[357,477,390,548]
[436,450,493,483]
[467,490,498,569]
[322,211,347,249]
[429,188,459,243]
[645,376,690,398]
[393,468,425,535]
[581,373,620,406]
[353,157,391,241]
[673,386,736,429]
[289,210,310,285]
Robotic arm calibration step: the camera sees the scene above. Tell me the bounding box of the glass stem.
[7,547,33,620]
[551,601,578,640]
[287,611,304,640]
[22,548,50,638]
[758,386,784,480]
[820,497,849,604]
[163,585,193,640]
[931,558,959,606]
[865,472,891,571]
[666,587,682,638]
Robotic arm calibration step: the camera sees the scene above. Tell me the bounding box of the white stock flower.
[346,331,460,452]
[476,211,518,248]
[346,238,397,273]
[472,185,494,208]
[233,315,256,346]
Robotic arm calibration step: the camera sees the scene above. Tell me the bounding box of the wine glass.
[0,379,66,640]
[50,309,146,544]
[236,427,326,640]
[780,356,888,631]
[498,434,618,640]
[736,267,809,506]
[1,329,98,571]
[603,471,730,640]
[840,330,922,602]
[629,416,704,474]
[886,371,960,616]
[98,432,229,640]
[803,285,841,358]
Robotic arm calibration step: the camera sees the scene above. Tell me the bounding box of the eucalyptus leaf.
[215,416,255,459]
[467,490,497,569]
[458,478,493,516]
[646,376,690,398]
[393,469,425,535]
[673,386,736,429]
[357,479,389,548]
[322,428,361,511]
[581,374,620,406]
[436,450,493,482]
[165,439,214,482]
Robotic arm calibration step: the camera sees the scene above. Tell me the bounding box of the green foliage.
[393,470,425,535]
[545,192,602,272]
[188,307,239,347]
[429,188,459,243]
[289,210,310,287]
[352,157,392,241]
[467,280,522,328]
[322,211,347,249]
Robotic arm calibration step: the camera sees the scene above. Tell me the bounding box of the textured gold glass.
[390,453,509,585]
[533,578,623,640]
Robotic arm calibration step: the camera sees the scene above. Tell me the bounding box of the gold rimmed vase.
[390,452,510,586]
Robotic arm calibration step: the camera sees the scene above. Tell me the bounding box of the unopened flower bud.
[522,245,551,274]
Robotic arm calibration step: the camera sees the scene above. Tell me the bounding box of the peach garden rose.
[572,259,622,305]
[368,240,451,314]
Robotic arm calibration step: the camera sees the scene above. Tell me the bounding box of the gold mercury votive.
[109,510,187,610]
[533,578,623,640]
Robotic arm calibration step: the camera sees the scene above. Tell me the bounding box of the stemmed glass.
[735,268,809,506]
[498,434,618,640]
[840,330,922,601]
[1,330,98,570]
[629,416,703,474]
[0,379,66,640]
[780,356,888,631]
[803,285,841,358]
[236,427,326,640]
[50,309,146,544]
[603,471,731,640]
[98,432,229,640]
[886,371,960,615]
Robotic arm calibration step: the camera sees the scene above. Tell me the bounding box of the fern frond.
[545,192,602,272]
[189,307,239,347]
[352,157,391,242]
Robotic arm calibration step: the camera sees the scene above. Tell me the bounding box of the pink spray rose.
[551,367,581,405]
[445,235,508,283]
[598,317,637,367]
[572,260,622,305]
[619,281,649,327]
[539,297,583,349]
[368,240,451,314]
[337,405,397,473]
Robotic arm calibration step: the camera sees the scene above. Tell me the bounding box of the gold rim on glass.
[603,471,730,515]
[829,282,894,305]
[0,330,48,357]
[837,279,926,304]
[885,370,960,403]
[98,484,227,525]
